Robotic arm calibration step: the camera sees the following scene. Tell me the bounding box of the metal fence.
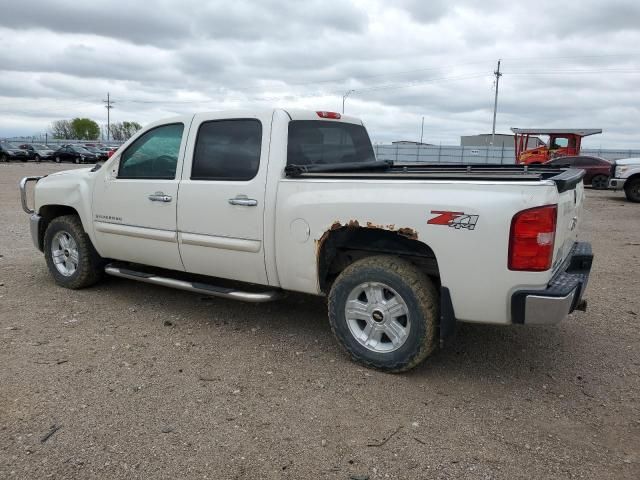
[373,144,640,164]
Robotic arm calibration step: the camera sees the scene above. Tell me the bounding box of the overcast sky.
[1,0,639,147]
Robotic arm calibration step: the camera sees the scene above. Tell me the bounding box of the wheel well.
[317,225,439,294]
[625,173,640,185]
[37,205,81,248]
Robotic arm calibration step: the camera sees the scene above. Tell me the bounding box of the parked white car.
[20,109,593,371]
[609,157,640,202]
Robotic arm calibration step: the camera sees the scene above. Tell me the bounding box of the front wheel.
[328,256,438,372]
[591,174,609,190]
[625,178,640,203]
[43,215,105,289]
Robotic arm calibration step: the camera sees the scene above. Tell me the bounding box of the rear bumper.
[511,242,592,325]
[608,178,626,190]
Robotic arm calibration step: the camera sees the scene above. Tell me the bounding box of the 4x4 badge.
[428,211,479,230]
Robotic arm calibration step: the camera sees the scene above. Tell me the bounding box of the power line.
[491,60,502,146]
[103,93,114,141]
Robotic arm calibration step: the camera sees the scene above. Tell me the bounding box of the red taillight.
[316,111,341,119]
[508,205,557,271]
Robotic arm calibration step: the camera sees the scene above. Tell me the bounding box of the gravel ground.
[1,162,639,480]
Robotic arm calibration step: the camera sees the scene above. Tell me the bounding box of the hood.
[46,167,94,178]
[615,157,640,166]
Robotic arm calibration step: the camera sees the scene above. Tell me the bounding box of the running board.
[104,264,282,303]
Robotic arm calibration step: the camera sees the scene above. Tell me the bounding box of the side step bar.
[104,264,282,303]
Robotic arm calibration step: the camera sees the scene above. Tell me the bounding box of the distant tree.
[50,120,74,139]
[109,121,142,141]
[70,118,101,140]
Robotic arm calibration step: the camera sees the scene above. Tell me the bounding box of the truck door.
[176,112,271,285]
[92,121,188,271]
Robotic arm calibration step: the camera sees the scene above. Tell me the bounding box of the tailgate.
[552,172,585,273]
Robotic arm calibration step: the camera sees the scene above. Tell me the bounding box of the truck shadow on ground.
[97,275,582,385]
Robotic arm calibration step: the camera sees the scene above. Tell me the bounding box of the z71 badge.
[428,211,479,230]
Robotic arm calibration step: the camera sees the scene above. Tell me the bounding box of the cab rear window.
[287,121,375,166]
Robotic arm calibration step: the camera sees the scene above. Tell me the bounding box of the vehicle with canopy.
[512,128,602,165]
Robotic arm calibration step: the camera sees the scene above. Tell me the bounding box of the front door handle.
[148,192,172,202]
[228,195,258,207]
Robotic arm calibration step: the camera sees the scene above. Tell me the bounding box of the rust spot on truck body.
[316,220,419,254]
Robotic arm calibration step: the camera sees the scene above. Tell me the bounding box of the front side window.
[191,119,262,181]
[119,123,184,179]
[287,120,375,166]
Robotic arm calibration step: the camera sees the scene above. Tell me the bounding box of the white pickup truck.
[608,157,640,202]
[20,109,593,371]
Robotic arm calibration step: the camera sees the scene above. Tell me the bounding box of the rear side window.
[191,119,262,181]
[287,121,375,166]
[119,123,184,179]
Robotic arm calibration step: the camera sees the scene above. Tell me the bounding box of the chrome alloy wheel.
[51,230,79,277]
[344,282,410,353]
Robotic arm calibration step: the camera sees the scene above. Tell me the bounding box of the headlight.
[616,166,628,177]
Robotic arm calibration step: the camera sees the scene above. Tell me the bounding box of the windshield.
[287,121,375,166]
[32,144,49,149]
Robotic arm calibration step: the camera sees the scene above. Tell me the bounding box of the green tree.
[70,118,101,140]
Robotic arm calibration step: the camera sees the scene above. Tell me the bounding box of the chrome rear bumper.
[511,242,592,325]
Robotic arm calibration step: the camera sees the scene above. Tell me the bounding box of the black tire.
[74,157,80,164]
[328,255,438,372]
[43,215,105,289]
[1,154,7,162]
[34,154,41,163]
[55,156,61,163]
[625,178,640,203]
[591,174,608,190]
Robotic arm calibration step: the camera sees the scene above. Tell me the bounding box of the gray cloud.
[0,0,638,147]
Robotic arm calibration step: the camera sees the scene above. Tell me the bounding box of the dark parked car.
[53,145,98,164]
[0,141,29,162]
[19,143,56,162]
[82,145,108,161]
[545,155,612,189]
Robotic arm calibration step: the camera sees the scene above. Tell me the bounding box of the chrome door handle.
[148,192,172,202]
[228,195,258,207]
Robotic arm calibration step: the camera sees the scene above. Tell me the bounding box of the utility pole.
[490,59,502,146]
[342,89,355,114]
[103,93,114,142]
[420,116,425,144]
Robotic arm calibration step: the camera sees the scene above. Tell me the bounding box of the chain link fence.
[373,144,640,164]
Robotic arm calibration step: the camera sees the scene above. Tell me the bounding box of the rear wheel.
[625,178,640,203]
[591,174,609,190]
[328,255,438,372]
[44,215,105,289]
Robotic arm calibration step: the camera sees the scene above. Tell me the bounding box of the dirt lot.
[1,162,639,479]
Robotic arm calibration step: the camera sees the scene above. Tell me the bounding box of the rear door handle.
[148,192,172,202]
[228,195,258,207]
